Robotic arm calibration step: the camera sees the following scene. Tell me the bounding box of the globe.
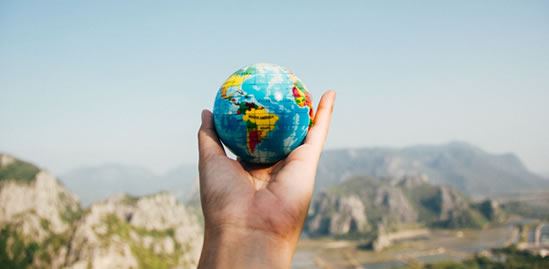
[213,63,313,164]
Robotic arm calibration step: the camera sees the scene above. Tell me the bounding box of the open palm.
[198,91,336,246]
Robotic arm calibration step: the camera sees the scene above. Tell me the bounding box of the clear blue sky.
[1,1,548,174]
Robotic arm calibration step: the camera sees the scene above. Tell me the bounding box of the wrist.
[198,225,297,269]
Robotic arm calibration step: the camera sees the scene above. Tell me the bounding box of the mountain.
[306,174,504,250]
[64,193,203,269]
[60,163,197,206]
[0,153,203,269]
[0,154,81,268]
[316,141,548,197]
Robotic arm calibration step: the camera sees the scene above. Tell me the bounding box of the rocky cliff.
[0,153,203,269]
[65,193,203,269]
[306,174,502,240]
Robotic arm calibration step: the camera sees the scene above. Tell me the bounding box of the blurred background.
[1,1,548,268]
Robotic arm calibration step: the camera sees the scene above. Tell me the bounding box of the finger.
[268,91,335,206]
[303,90,336,153]
[198,109,226,163]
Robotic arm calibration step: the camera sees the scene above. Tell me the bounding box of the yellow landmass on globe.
[242,107,279,153]
[221,73,250,99]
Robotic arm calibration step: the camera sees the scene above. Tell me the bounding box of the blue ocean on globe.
[213,63,314,163]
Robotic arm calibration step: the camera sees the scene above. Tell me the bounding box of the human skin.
[197,90,336,269]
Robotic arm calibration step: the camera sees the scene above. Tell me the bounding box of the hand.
[197,91,336,269]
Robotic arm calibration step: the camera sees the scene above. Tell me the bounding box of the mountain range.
[1,140,548,267]
[315,141,548,197]
[60,163,197,206]
[0,154,203,269]
[56,141,547,206]
[306,173,505,250]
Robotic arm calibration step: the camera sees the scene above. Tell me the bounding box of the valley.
[294,218,547,269]
[2,142,549,268]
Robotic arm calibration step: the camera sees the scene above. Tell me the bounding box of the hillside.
[306,174,504,247]
[58,142,546,206]
[0,154,203,269]
[0,154,40,183]
[316,142,548,197]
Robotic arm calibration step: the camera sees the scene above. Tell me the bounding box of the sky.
[1,1,548,175]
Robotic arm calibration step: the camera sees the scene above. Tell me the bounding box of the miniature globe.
[213,63,313,163]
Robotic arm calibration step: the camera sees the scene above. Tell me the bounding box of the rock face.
[374,186,418,224]
[390,173,429,188]
[0,170,80,236]
[306,174,498,240]
[0,153,203,269]
[307,175,420,237]
[0,154,81,268]
[65,193,203,269]
[308,194,368,235]
[473,199,505,223]
[436,185,467,222]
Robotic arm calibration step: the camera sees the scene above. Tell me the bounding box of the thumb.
[198,110,226,162]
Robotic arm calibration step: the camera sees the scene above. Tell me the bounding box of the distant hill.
[306,174,505,250]
[307,175,501,234]
[56,142,547,205]
[60,163,197,206]
[316,142,548,197]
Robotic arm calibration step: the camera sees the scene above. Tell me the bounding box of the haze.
[1,1,548,175]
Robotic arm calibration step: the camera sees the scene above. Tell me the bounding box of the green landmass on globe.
[213,63,313,163]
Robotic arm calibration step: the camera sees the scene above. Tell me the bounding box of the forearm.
[198,226,297,269]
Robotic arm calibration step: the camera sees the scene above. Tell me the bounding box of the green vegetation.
[326,176,396,227]
[403,184,490,229]
[401,246,549,269]
[0,155,200,268]
[38,229,71,265]
[327,175,382,196]
[323,175,492,233]
[0,227,39,269]
[1,200,192,268]
[59,204,81,224]
[502,201,549,221]
[57,192,82,224]
[402,184,443,223]
[516,223,539,244]
[435,208,488,229]
[474,200,498,220]
[40,218,50,230]
[122,194,140,205]
[100,213,182,269]
[0,159,40,183]
[0,215,73,268]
